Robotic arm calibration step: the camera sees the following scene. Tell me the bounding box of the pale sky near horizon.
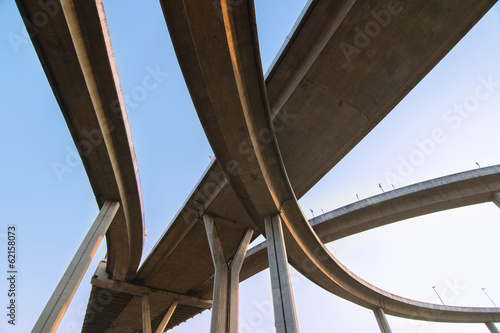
[1,1,500,332]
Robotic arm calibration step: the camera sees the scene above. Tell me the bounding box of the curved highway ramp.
[16,0,500,332]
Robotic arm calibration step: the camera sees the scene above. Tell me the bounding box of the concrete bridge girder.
[169,0,500,325]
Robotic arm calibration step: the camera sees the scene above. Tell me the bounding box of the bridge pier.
[374,308,393,333]
[142,294,152,333]
[32,201,120,333]
[486,322,500,333]
[203,215,253,333]
[265,214,300,333]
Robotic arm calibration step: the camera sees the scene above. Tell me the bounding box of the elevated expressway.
[153,0,500,330]
[85,0,500,331]
[241,165,500,282]
[16,0,500,332]
[15,0,144,281]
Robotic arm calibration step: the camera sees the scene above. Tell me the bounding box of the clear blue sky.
[1,1,499,332]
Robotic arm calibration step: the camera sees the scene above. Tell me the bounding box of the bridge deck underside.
[65,0,497,331]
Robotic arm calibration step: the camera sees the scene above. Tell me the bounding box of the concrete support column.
[204,215,229,333]
[32,201,120,333]
[203,215,253,333]
[486,322,500,333]
[265,214,299,333]
[493,193,500,209]
[142,294,152,333]
[229,229,254,332]
[374,308,392,333]
[155,301,178,333]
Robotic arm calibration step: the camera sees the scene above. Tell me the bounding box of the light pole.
[482,288,498,307]
[432,286,445,305]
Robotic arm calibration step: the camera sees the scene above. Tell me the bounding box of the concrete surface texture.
[15,0,500,331]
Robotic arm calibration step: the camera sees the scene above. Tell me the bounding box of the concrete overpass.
[15,0,145,330]
[86,0,499,331]
[85,164,500,332]
[161,0,500,329]
[15,0,500,332]
[15,0,144,282]
[241,164,500,283]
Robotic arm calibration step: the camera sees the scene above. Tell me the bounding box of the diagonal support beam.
[374,308,393,333]
[203,214,253,333]
[265,214,299,333]
[155,301,178,333]
[204,214,229,332]
[33,201,120,333]
[229,229,254,332]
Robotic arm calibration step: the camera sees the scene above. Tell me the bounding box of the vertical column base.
[142,294,152,333]
[228,229,254,332]
[203,214,253,333]
[265,214,299,333]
